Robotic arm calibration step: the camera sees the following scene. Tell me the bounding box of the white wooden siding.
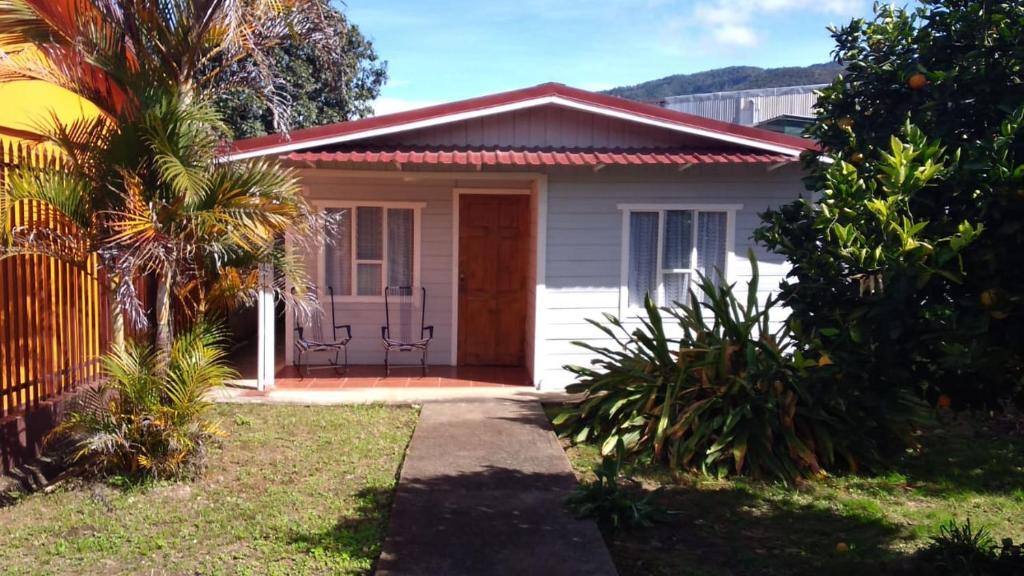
[281,163,805,389]
[536,164,806,389]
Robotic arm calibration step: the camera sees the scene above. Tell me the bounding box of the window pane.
[388,208,414,287]
[356,207,383,260]
[663,210,693,270]
[628,212,659,308]
[663,272,691,306]
[357,263,383,296]
[697,212,727,285]
[323,208,352,296]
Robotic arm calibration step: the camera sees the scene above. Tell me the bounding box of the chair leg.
[421,348,428,377]
[332,349,342,375]
[342,347,349,375]
[384,348,390,377]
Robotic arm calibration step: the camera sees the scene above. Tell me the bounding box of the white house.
[225,83,815,391]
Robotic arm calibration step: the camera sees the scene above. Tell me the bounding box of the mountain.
[604,63,843,102]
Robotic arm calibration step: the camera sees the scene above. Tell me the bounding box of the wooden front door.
[458,194,530,366]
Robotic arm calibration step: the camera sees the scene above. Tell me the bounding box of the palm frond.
[5,167,94,229]
[30,114,115,181]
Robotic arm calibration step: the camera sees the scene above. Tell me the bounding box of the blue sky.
[343,0,885,114]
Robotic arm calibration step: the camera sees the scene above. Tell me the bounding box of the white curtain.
[356,207,384,296]
[662,210,693,269]
[357,263,382,296]
[629,212,658,308]
[663,210,693,305]
[323,208,352,296]
[357,207,383,260]
[387,208,414,287]
[697,212,727,287]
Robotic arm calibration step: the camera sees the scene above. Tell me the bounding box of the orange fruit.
[908,73,928,90]
[836,542,850,553]
[850,152,864,163]
[818,354,834,367]
[937,394,951,409]
[836,117,854,129]
[981,289,998,308]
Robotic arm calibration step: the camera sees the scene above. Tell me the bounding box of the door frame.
[450,187,536,369]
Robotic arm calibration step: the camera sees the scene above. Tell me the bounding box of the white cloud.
[371,97,442,116]
[691,0,866,48]
[711,24,758,47]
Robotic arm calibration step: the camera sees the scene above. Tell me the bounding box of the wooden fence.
[0,140,109,419]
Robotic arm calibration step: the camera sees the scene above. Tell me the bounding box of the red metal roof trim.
[280,147,795,167]
[229,83,817,157]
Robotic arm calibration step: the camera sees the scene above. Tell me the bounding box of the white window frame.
[316,200,425,303]
[618,203,740,317]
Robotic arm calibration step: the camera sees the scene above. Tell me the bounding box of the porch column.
[256,263,275,391]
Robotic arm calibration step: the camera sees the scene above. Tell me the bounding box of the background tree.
[210,5,387,139]
[756,0,1024,410]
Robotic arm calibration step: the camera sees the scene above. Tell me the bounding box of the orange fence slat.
[0,140,111,418]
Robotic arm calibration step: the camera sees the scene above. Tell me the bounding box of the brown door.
[458,194,529,366]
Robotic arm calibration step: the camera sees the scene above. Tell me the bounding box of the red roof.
[227,83,816,160]
[280,147,794,168]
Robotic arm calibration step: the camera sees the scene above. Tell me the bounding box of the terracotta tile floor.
[273,365,532,389]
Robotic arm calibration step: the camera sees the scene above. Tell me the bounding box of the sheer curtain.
[356,207,383,295]
[388,208,414,287]
[697,212,727,289]
[323,208,352,296]
[629,212,658,308]
[663,210,693,304]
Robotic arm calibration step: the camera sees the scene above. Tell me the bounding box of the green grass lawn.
[549,407,1024,576]
[0,404,418,576]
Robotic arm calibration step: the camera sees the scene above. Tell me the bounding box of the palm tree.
[104,92,314,362]
[0,0,329,357]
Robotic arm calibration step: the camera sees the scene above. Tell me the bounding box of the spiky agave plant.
[555,253,870,483]
[51,321,236,480]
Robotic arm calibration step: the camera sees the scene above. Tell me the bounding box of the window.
[323,204,418,298]
[622,206,733,309]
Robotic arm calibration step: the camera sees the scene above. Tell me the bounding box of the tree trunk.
[108,275,125,350]
[154,267,174,368]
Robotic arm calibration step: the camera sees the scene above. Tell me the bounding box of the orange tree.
[756,0,1024,412]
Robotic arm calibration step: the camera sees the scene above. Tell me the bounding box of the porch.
[273,365,532,389]
[238,169,548,391]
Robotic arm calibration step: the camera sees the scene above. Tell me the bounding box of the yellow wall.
[0,80,101,146]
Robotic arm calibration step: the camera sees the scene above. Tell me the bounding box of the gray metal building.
[659,84,825,135]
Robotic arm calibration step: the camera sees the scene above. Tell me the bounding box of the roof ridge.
[225,83,816,160]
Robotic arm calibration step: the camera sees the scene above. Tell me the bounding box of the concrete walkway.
[376,400,618,576]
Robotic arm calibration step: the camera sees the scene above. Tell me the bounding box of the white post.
[532,175,548,390]
[257,263,275,390]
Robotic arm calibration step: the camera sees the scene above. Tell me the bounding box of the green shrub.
[565,453,660,533]
[51,322,235,480]
[909,519,1024,576]
[555,254,912,482]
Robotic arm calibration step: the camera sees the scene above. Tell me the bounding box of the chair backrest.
[295,286,340,342]
[384,286,426,343]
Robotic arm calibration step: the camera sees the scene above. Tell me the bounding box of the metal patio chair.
[293,286,352,377]
[381,286,433,376]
